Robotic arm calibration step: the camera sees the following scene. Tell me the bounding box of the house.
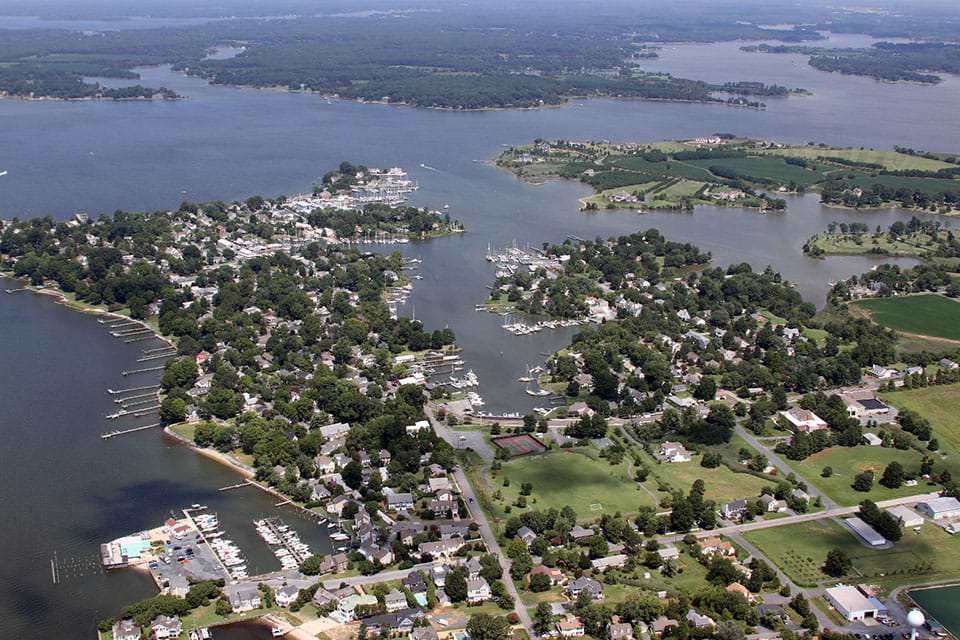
[650,617,678,638]
[779,407,828,433]
[725,582,752,601]
[112,619,141,640]
[230,585,263,612]
[699,536,735,557]
[411,627,439,640]
[406,420,431,436]
[608,617,634,640]
[657,545,679,562]
[569,525,595,540]
[567,402,595,418]
[276,585,301,608]
[557,616,586,638]
[568,577,604,600]
[759,494,786,513]
[464,556,483,580]
[530,564,565,586]
[387,492,415,512]
[385,589,410,613]
[314,455,337,474]
[658,441,691,463]
[758,604,789,625]
[467,577,492,604]
[591,554,628,572]
[721,499,749,521]
[428,476,452,495]
[939,358,959,370]
[824,585,879,622]
[887,505,924,528]
[917,497,960,520]
[517,526,538,546]
[151,616,182,640]
[362,609,424,635]
[404,572,428,597]
[685,609,715,628]
[333,594,379,622]
[319,421,351,440]
[320,552,349,574]
[418,538,464,559]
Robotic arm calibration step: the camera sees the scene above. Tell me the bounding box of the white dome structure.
[907,609,926,628]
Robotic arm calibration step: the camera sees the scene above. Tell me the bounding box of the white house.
[917,497,960,520]
[467,577,492,604]
[659,441,691,463]
[406,420,431,436]
[824,585,879,622]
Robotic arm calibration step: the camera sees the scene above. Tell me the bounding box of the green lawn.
[811,232,936,257]
[494,449,655,520]
[745,519,960,590]
[882,384,960,477]
[790,445,929,506]
[853,294,960,341]
[641,450,772,505]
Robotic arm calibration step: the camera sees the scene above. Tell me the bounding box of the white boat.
[272,628,286,637]
[0,171,7,178]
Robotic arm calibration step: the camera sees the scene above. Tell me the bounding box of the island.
[804,218,960,259]
[497,137,960,214]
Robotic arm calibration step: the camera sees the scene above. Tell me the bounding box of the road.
[428,408,536,635]
[321,561,440,590]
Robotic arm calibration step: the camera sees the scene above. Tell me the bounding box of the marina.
[254,517,313,571]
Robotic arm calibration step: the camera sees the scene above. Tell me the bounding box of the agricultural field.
[882,384,960,477]
[745,519,960,589]
[790,445,930,506]
[493,448,655,519]
[853,294,960,341]
[685,156,828,186]
[768,146,954,172]
[843,174,960,198]
[609,156,717,181]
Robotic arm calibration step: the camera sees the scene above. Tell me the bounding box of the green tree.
[444,566,468,603]
[880,461,904,489]
[466,613,511,640]
[533,602,555,635]
[852,470,874,492]
[823,548,851,577]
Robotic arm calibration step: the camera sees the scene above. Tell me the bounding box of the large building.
[779,407,828,433]
[824,585,879,622]
[917,497,960,521]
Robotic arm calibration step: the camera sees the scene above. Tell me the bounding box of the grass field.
[844,175,960,198]
[790,445,929,506]
[745,519,960,590]
[882,384,960,477]
[641,450,772,504]
[496,448,655,519]
[768,146,954,172]
[685,156,828,186]
[610,156,716,181]
[810,232,935,257]
[581,178,706,210]
[853,294,960,341]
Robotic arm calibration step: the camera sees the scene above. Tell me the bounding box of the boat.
[0,170,7,177]
[525,388,551,397]
[272,627,286,637]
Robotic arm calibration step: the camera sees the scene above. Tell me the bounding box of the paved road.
[321,561,439,590]
[428,409,536,635]
[734,424,837,510]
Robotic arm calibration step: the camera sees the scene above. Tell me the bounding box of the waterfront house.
[276,585,301,608]
[151,615,182,639]
[333,594,379,623]
[112,619,141,640]
[230,585,263,612]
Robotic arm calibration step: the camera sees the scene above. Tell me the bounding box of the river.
[0,31,958,638]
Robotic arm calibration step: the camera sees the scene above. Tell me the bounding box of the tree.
[528,572,552,592]
[160,396,187,422]
[823,548,851,577]
[466,614,511,640]
[215,597,232,616]
[880,461,904,489]
[444,566,468,603]
[533,602,555,635]
[821,466,833,478]
[300,555,326,575]
[852,470,874,492]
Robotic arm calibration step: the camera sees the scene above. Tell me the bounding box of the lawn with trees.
[790,445,929,506]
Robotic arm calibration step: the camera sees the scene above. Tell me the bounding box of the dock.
[101,422,163,439]
[106,405,159,419]
[114,391,158,404]
[108,384,159,395]
[218,481,253,492]
[137,351,176,363]
[121,366,164,377]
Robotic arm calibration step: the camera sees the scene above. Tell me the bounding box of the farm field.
[495,448,655,519]
[610,156,717,181]
[685,156,828,186]
[790,445,930,506]
[853,294,960,341]
[767,146,954,171]
[745,519,960,589]
[882,384,960,477]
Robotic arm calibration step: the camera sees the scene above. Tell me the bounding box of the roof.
[887,505,922,523]
[857,398,888,410]
[921,496,960,514]
[825,585,876,614]
[845,517,887,546]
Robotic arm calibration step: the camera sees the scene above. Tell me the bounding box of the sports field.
[491,434,548,457]
[853,294,960,341]
[791,445,929,506]
[745,519,960,589]
[496,448,654,518]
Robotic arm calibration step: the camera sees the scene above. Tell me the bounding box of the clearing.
[853,294,960,341]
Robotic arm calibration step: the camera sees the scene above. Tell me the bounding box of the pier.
[100,422,163,440]
[114,391,158,404]
[218,481,253,492]
[125,334,161,344]
[108,384,160,394]
[121,366,164,377]
[136,351,176,363]
[106,405,160,419]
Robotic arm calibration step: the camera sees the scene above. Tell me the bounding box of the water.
[910,586,960,638]
[0,32,959,637]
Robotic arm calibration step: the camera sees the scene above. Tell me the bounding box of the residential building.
[112,619,142,640]
[410,627,439,640]
[685,610,715,628]
[467,577,492,604]
[276,585,301,608]
[591,554,628,572]
[517,526,538,546]
[387,492,415,512]
[658,441,691,463]
[230,586,263,612]
[385,589,408,613]
[699,536,735,557]
[721,499,749,521]
[608,618,634,640]
[530,564,565,586]
[759,494,786,513]
[151,616,182,640]
[557,616,586,638]
[657,545,679,562]
[333,594,379,623]
[568,577,604,600]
